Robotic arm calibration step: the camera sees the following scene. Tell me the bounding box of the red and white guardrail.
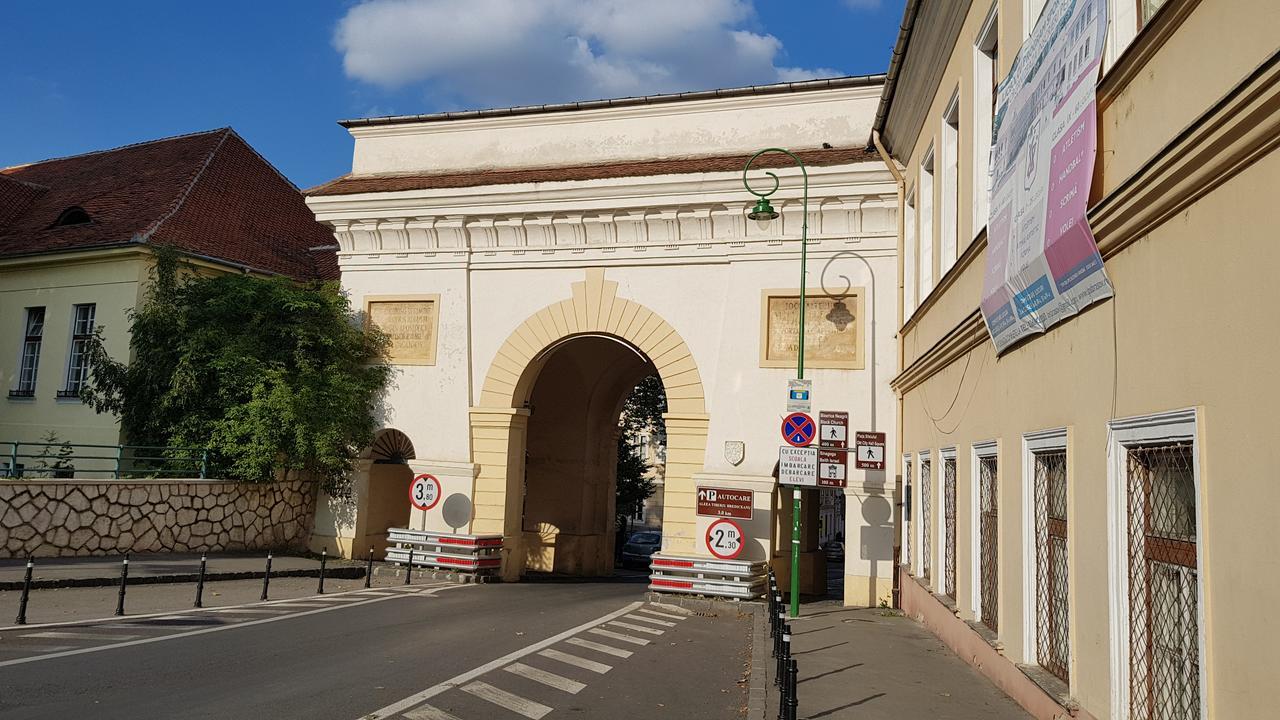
[384,528,503,574]
[648,553,767,600]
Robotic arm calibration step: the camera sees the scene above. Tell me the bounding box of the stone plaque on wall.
[366,295,439,365]
[760,290,864,369]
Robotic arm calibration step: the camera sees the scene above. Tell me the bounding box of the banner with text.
[981,0,1113,353]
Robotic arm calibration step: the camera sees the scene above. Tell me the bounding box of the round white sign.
[410,474,442,511]
[705,518,745,560]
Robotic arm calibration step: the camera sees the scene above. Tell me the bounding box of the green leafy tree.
[615,374,667,532]
[33,430,75,478]
[82,252,392,495]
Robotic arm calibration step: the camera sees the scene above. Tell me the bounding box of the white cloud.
[334,0,843,108]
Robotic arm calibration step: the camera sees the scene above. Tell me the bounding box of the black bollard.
[365,547,374,588]
[15,555,33,625]
[777,623,791,690]
[114,553,129,616]
[786,658,799,720]
[404,548,413,585]
[317,547,327,594]
[194,553,207,608]
[261,553,273,601]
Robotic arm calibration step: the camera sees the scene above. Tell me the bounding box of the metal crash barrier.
[385,528,503,574]
[647,553,767,600]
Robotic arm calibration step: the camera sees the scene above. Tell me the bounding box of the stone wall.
[0,479,315,558]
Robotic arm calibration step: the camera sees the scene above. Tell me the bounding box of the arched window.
[52,206,91,227]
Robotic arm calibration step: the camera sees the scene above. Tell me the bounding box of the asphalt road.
[0,579,750,720]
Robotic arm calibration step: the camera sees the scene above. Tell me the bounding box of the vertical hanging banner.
[981,0,1113,353]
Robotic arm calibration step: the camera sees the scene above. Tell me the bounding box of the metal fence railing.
[978,455,999,633]
[1127,442,1200,720]
[2,442,209,480]
[1034,449,1070,684]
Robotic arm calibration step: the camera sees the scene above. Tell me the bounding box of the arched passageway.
[519,335,656,576]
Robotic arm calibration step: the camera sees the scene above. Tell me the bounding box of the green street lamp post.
[743,148,808,618]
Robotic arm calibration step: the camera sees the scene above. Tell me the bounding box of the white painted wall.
[349,86,882,175]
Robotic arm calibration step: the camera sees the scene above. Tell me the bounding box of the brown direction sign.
[696,487,753,520]
[855,431,887,470]
[818,411,849,448]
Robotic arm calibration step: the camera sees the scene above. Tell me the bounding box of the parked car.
[621,531,662,568]
[822,541,845,562]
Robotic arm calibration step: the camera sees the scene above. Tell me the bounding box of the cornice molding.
[1097,0,1204,111]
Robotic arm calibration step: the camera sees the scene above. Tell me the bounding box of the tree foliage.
[615,374,667,530]
[82,252,392,495]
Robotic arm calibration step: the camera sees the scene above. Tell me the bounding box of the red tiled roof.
[306,146,877,196]
[0,129,338,280]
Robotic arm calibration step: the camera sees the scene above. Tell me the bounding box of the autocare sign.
[781,412,817,448]
[778,446,818,487]
[854,431,887,470]
[410,474,442,511]
[704,518,745,560]
[696,487,753,520]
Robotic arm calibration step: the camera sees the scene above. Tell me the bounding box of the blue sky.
[2,1,902,189]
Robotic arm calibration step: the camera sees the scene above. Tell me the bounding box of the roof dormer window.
[52,206,91,227]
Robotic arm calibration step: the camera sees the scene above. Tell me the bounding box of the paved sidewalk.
[770,600,1031,720]
[0,552,360,589]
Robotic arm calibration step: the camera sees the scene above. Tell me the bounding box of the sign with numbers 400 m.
[410,474,442,511]
[704,518,745,560]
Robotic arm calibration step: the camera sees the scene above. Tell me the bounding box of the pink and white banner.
[981,0,1113,353]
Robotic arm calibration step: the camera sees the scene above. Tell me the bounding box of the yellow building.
[1,129,337,475]
[874,0,1279,718]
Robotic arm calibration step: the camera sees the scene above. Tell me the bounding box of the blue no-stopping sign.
[781,412,817,448]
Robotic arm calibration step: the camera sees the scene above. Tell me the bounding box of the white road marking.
[2,645,74,653]
[589,627,651,645]
[646,602,693,616]
[606,620,664,636]
[356,601,640,719]
[215,608,288,614]
[0,584,471,669]
[504,661,586,694]
[624,613,676,627]
[402,705,463,720]
[356,591,397,597]
[636,607,687,621]
[537,648,612,675]
[565,636,633,658]
[20,631,140,641]
[461,680,552,719]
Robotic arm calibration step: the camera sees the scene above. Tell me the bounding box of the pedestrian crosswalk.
[378,601,692,720]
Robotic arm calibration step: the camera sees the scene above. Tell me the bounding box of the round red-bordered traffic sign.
[410,474,442,511]
[705,518,745,560]
[781,412,816,448]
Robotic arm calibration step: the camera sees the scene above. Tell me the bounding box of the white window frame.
[63,303,96,396]
[902,453,914,569]
[972,4,999,240]
[1023,0,1049,39]
[1106,408,1205,720]
[972,440,999,623]
[904,189,918,319]
[916,450,932,580]
[918,148,936,301]
[1021,427,1069,669]
[940,446,958,598]
[940,94,960,275]
[15,306,46,395]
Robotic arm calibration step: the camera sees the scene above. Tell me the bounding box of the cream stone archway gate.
[469,270,708,580]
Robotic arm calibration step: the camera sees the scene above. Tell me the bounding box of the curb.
[0,565,365,591]
[645,593,768,720]
[373,565,498,584]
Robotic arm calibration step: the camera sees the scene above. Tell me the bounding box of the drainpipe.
[871,129,906,608]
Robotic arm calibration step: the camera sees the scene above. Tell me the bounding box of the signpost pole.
[745,147,808,618]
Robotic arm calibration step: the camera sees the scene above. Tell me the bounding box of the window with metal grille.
[13,307,45,397]
[944,456,957,599]
[1034,449,1069,683]
[903,458,913,569]
[921,456,933,583]
[63,303,96,396]
[1127,443,1200,720]
[979,454,999,632]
